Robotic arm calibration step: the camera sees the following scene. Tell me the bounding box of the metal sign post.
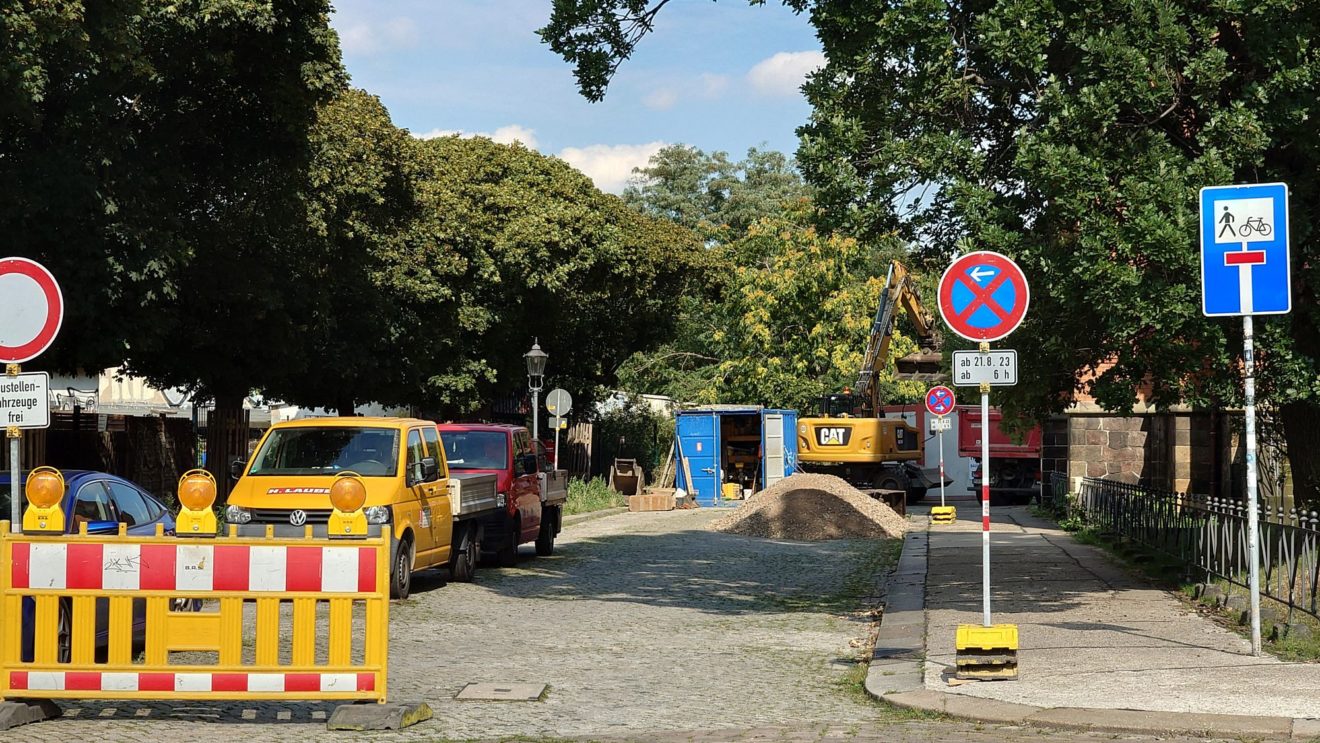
[940,251,1028,680]
[980,369,992,626]
[1199,182,1289,656]
[925,385,956,523]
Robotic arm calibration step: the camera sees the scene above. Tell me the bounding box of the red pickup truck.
[436,423,568,566]
[958,407,1042,505]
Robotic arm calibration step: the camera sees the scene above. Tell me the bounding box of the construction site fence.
[0,522,389,703]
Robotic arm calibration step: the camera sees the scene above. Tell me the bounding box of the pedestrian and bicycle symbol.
[925,385,955,417]
[937,251,1030,342]
[1200,183,1290,316]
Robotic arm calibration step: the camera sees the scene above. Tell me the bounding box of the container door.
[676,413,719,506]
[762,413,785,490]
[782,410,798,477]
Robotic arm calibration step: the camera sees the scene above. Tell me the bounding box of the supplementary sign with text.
[0,372,50,428]
[951,350,1018,387]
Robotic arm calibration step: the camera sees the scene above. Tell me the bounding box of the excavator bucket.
[608,458,645,497]
[895,351,946,381]
[955,624,1019,680]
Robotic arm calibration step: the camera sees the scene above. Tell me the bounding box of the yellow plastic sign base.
[955,623,1019,681]
[329,509,367,537]
[22,505,65,534]
[176,508,218,537]
[930,506,957,523]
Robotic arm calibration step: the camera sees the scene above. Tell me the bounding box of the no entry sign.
[0,257,63,364]
[938,251,1030,342]
[925,385,955,417]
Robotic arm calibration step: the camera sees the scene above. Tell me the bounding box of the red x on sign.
[937,251,1030,342]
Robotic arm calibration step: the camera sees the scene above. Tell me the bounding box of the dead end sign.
[0,257,64,364]
[937,251,1030,342]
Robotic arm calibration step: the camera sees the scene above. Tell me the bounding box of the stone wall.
[1057,411,1227,496]
[1066,415,1166,486]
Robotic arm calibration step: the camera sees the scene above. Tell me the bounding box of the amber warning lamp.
[176,469,218,536]
[328,472,368,537]
[22,466,66,533]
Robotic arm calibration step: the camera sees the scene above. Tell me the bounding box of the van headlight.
[224,505,252,524]
[496,492,507,508]
[364,505,391,524]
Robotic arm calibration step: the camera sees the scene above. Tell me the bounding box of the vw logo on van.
[288,509,308,527]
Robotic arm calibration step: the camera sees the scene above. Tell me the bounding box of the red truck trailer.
[958,406,1042,505]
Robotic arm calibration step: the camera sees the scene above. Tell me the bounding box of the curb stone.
[862,511,1320,741]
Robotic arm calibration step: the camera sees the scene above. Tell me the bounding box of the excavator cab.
[817,393,866,418]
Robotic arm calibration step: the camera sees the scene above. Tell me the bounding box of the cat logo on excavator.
[816,427,850,446]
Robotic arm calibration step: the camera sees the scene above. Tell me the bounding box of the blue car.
[0,470,187,662]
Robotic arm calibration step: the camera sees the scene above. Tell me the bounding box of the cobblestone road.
[12,508,1254,742]
[19,509,893,741]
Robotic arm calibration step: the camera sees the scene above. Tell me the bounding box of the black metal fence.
[1051,473,1320,622]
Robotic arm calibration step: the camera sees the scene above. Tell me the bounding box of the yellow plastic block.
[930,506,957,523]
[176,507,217,536]
[956,623,1019,651]
[22,505,64,534]
[328,508,367,537]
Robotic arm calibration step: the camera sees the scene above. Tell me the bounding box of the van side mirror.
[522,454,539,474]
[421,457,439,481]
[229,459,246,481]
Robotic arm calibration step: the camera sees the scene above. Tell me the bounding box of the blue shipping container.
[675,406,799,507]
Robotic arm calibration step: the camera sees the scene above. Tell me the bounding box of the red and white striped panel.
[9,670,375,694]
[9,542,379,594]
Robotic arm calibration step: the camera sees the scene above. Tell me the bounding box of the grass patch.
[564,477,626,516]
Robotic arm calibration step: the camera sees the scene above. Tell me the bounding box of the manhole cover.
[455,683,546,701]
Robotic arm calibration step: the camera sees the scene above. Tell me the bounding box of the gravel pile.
[708,473,907,541]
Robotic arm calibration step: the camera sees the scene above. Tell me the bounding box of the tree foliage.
[542,0,1320,504]
[618,208,925,411]
[623,144,811,240]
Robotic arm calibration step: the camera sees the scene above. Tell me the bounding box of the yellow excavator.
[797,260,945,504]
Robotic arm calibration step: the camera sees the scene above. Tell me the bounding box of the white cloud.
[700,73,730,98]
[413,124,539,150]
[643,88,678,111]
[747,51,826,97]
[339,17,420,56]
[558,141,667,193]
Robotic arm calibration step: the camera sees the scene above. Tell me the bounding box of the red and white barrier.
[10,542,378,594]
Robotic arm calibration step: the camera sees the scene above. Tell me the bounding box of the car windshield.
[248,427,400,477]
[443,431,508,470]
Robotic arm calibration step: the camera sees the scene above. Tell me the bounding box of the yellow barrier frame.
[0,522,389,703]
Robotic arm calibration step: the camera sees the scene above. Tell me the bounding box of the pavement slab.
[920,506,1320,719]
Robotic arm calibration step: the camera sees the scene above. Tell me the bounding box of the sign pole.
[6,364,20,531]
[1244,315,1262,655]
[553,421,562,471]
[980,369,992,627]
[938,425,946,509]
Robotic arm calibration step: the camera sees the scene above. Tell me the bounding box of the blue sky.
[328,1,822,191]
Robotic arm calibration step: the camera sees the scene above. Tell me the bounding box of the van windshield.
[248,427,400,477]
[443,431,508,470]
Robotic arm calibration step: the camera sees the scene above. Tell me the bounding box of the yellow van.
[224,417,451,599]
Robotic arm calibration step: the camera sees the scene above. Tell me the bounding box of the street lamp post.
[524,340,548,442]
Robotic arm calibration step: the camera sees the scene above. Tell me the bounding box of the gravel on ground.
[708,473,906,541]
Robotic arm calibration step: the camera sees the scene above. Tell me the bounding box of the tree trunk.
[1280,400,1320,509]
[205,394,248,504]
[336,398,355,417]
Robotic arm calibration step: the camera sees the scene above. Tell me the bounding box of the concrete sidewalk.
[868,503,1320,739]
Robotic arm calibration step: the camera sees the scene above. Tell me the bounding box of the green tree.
[543,0,1320,505]
[623,144,810,240]
[410,134,712,415]
[618,210,924,411]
